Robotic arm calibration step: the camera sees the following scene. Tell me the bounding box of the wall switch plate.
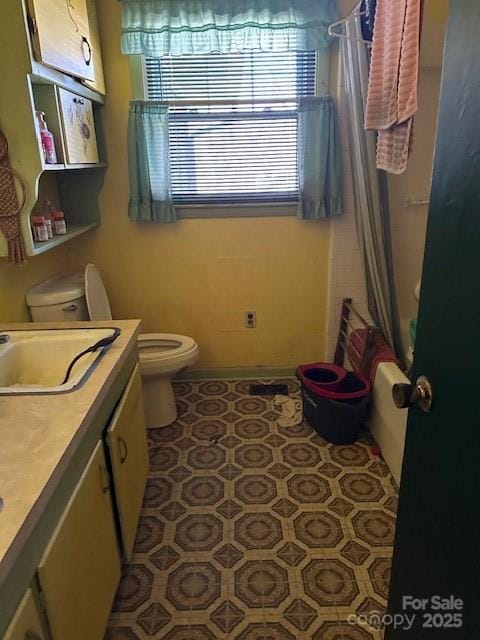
[245,310,256,328]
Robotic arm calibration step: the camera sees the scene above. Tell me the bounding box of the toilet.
[26,264,199,428]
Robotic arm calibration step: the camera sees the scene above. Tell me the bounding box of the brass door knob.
[392,376,433,412]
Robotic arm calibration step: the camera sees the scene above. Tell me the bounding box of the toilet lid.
[85,263,113,321]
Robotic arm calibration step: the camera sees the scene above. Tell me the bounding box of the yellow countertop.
[0,320,141,584]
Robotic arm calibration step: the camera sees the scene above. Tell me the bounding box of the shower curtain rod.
[328,5,372,47]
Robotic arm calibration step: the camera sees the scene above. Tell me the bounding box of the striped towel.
[365,0,423,174]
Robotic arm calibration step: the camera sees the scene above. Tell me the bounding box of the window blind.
[145,51,317,204]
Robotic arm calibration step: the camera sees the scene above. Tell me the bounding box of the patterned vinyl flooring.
[105,379,398,640]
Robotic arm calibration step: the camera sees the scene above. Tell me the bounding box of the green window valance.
[121,0,338,56]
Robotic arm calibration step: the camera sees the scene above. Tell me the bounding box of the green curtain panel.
[121,0,338,56]
[297,96,343,219]
[127,101,177,223]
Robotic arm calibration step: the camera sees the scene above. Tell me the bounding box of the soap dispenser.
[35,111,57,164]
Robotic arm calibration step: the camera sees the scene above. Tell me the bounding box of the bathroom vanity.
[0,320,147,639]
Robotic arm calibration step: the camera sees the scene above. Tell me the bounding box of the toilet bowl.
[138,333,199,426]
[26,264,199,428]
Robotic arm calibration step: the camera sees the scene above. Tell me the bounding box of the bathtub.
[368,362,410,485]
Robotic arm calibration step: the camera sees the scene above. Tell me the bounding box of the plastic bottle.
[42,200,55,238]
[32,216,49,242]
[36,111,57,164]
[34,110,46,160]
[53,210,67,235]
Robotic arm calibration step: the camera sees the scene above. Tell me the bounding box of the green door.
[386,1,480,638]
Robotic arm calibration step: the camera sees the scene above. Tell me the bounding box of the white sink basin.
[0,328,119,394]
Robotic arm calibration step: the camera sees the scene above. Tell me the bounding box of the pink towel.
[365,0,422,174]
[377,120,413,175]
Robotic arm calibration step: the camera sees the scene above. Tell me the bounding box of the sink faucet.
[0,334,10,344]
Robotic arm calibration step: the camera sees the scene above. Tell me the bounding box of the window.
[144,50,317,205]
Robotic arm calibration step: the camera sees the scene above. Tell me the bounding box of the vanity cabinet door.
[37,442,120,640]
[107,364,149,560]
[27,0,95,82]
[3,589,46,640]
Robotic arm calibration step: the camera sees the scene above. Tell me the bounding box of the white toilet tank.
[26,273,90,322]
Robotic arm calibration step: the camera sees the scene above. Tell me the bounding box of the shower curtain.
[341,11,405,364]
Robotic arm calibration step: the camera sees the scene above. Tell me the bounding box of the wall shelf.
[0,0,106,258]
[42,162,107,171]
[65,162,107,170]
[30,61,104,105]
[32,222,99,255]
[41,163,66,171]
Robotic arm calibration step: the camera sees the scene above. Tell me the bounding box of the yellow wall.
[0,0,447,366]
[2,0,447,367]
[72,0,332,368]
[0,0,331,368]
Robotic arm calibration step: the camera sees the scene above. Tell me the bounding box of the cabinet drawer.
[38,442,120,640]
[58,87,99,164]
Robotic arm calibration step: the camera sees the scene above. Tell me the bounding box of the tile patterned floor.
[105,379,398,640]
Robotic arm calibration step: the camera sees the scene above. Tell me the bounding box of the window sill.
[176,202,298,219]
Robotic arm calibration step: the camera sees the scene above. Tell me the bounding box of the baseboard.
[178,366,297,380]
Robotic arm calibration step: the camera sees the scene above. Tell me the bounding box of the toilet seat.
[138,333,198,360]
[138,332,199,378]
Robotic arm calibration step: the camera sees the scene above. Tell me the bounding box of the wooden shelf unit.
[0,0,106,258]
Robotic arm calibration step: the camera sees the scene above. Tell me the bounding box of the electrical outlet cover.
[245,310,256,328]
